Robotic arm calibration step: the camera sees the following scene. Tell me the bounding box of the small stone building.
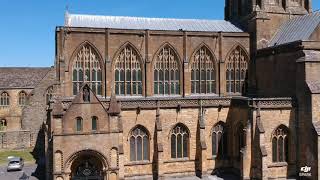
[0,67,55,149]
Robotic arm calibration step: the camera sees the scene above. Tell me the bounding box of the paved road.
[0,164,39,180]
[166,175,239,180]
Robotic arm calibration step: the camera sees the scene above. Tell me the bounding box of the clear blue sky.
[0,0,319,67]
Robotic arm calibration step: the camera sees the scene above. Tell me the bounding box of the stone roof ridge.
[269,12,320,47]
[65,13,244,33]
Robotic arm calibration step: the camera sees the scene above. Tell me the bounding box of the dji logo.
[301,166,311,173]
[300,166,311,177]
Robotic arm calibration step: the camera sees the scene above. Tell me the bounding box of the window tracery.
[114,45,142,96]
[226,46,248,94]
[191,46,216,94]
[272,125,288,162]
[171,124,189,158]
[130,126,149,161]
[154,46,180,95]
[72,44,102,95]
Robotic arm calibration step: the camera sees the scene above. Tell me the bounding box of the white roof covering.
[65,13,243,33]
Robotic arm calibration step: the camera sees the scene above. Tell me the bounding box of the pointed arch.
[211,121,227,157]
[189,43,218,94]
[68,41,104,71]
[271,124,289,162]
[152,42,182,96]
[225,43,249,94]
[70,41,103,96]
[111,41,144,67]
[112,42,144,96]
[127,124,151,140]
[128,125,150,161]
[170,123,190,158]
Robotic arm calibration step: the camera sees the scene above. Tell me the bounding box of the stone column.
[242,120,252,179]
[156,106,165,179]
[199,105,208,177]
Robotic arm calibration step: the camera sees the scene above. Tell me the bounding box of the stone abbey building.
[1,0,320,179]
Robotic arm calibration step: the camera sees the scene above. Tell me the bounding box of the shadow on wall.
[30,124,46,180]
[210,98,247,179]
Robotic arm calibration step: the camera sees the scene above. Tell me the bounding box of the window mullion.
[175,134,178,158]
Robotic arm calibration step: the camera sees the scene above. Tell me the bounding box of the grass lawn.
[0,148,35,165]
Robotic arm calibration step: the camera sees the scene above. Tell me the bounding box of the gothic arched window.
[130,126,149,161]
[191,46,216,94]
[212,122,227,157]
[171,124,189,158]
[114,45,142,96]
[76,117,83,132]
[72,44,102,96]
[0,92,9,107]
[226,46,248,94]
[272,125,288,162]
[154,45,180,95]
[18,91,27,106]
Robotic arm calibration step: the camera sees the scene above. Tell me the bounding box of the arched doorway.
[70,151,106,180]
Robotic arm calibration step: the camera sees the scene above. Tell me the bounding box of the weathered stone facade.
[46,1,320,179]
[1,0,320,179]
[0,67,55,149]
